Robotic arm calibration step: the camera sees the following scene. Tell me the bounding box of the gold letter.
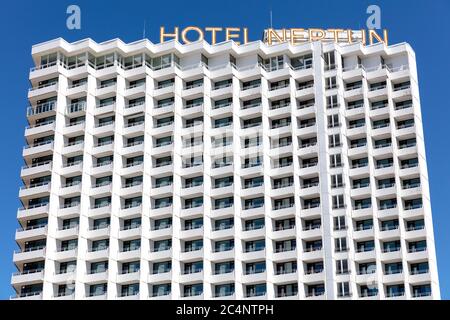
[309,28,326,42]
[225,27,241,45]
[205,27,223,45]
[160,26,179,43]
[290,28,305,45]
[369,29,386,45]
[181,26,204,44]
[383,29,389,46]
[266,28,285,45]
[328,29,344,43]
[347,29,353,44]
[243,28,249,44]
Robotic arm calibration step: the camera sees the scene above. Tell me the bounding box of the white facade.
[11,37,440,300]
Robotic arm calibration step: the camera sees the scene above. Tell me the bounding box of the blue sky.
[0,0,449,299]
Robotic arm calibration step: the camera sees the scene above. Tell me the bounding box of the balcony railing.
[27,101,55,116]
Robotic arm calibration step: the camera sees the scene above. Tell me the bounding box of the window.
[214,97,232,109]
[331,174,344,188]
[214,116,232,128]
[336,259,349,275]
[156,78,174,89]
[327,114,340,128]
[184,261,203,274]
[122,239,140,252]
[276,283,298,297]
[91,239,108,252]
[356,219,373,231]
[214,79,232,90]
[214,283,234,297]
[184,176,203,188]
[152,261,172,274]
[214,261,234,275]
[291,53,313,69]
[333,216,346,231]
[275,239,296,252]
[184,197,203,209]
[183,284,203,297]
[244,218,265,231]
[185,116,203,128]
[326,95,339,109]
[260,55,284,71]
[93,217,110,230]
[214,197,234,209]
[153,239,172,252]
[324,51,336,70]
[276,261,297,274]
[244,176,264,189]
[120,284,139,297]
[245,261,266,275]
[244,197,264,210]
[337,282,351,297]
[329,134,341,148]
[185,78,203,89]
[213,218,234,231]
[274,218,295,231]
[90,261,108,274]
[246,284,266,297]
[274,197,294,210]
[152,284,171,297]
[332,194,345,209]
[214,176,233,188]
[89,283,107,297]
[325,76,337,90]
[335,237,348,252]
[330,154,342,168]
[214,240,234,252]
[242,117,262,129]
[153,218,171,230]
[184,239,203,252]
[242,79,261,90]
[244,240,265,252]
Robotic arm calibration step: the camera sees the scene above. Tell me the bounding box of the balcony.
[85,248,109,261]
[19,182,51,199]
[96,82,117,97]
[11,269,44,286]
[86,226,110,240]
[17,203,49,220]
[241,270,267,284]
[273,270,298,284]
[13,247,46,263]
[25,120,55,137]
[15,225,47,242]
[28,82,58,98]
[23,141,54,158]
[180,270,204,283]
[147,271,172,284]
[148,248,172,261]
[11,292,43,300]
[27,101,56,120]
[54,247,78,261]
[119,204,142,218]
[94,102,116,116]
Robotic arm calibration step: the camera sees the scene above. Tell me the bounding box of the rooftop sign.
[159,27,389,46]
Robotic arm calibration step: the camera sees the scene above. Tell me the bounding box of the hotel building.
[11,35,440,299]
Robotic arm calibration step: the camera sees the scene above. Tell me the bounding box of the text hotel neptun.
[159,26,389,46]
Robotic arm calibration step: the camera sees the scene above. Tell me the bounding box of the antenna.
[143,20,146,39]
[270,9,273,29]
